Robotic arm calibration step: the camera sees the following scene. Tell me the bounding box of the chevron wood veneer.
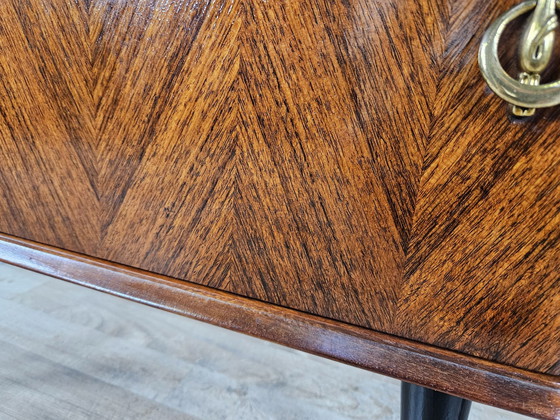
[0,0,558,410]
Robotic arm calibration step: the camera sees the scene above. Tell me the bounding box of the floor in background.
[0,262,530,420]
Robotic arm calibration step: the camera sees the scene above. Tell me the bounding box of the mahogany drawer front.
[0,0,558,417]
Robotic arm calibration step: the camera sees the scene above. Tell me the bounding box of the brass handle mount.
[479,0,560,116]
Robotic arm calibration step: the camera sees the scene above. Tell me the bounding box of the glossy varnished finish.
[0,0,558,411]
[0,234,558,419]
[398,0,560,375]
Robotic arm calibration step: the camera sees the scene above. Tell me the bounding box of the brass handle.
[478,0,560,116]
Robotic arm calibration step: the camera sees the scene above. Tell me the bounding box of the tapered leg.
[401,382,471,420]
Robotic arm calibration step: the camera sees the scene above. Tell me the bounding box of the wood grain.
[229,0,435,330]
[397,0,560,375]
[1,262,530,420]
[0,234,558,419]
[0,0,558,399]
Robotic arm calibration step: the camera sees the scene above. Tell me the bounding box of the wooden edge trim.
[0,233,558,419]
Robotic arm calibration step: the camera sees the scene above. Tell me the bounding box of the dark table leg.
[401,382,472,420]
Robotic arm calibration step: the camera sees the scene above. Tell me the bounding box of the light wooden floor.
[0,262,529,420]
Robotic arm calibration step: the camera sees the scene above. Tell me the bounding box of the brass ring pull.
[479,0,560,116]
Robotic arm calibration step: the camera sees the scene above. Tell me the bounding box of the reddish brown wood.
[0,234,558,419]
[397,1,560,374]
[0,0,558,416]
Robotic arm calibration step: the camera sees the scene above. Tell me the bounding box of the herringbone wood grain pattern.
[0,0,558,376]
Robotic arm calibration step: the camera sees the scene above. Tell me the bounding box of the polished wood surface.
[0,235,558,419]
[0,0,558,401]
[2,262,529,420]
